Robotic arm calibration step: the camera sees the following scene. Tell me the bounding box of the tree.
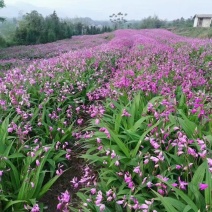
[48,11,60,39]
[47,29,56,42]
[14,10,45,44]
[109,12,127,29]
[74,22,83,35]
[140,16,165,29]
[168,17,193,28]
[0,0,5,22]
[0,34,6,47]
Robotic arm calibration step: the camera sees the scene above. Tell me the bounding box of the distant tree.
[74,22,83,35]
[47,29,56,42]
[13,10,73,45]
[14,10,45,44]
[109,12,127,29]
[48,11,60,39]
[39,29,48,43]
[0,0,4,7]
[140,16,165,29]
[0,35,6,47]
[14,22,28,44]
[168,16,193,28]
[0,0,5,22]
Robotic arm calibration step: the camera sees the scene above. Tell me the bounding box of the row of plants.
[69,30,212,211]
[0,35,123,211]
[72,90,211,211]
[0,32,113,72]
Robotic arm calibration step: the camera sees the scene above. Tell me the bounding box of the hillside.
[172,27,212,38]
[0,29,211,211]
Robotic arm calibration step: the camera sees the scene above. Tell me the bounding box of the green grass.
[171,27,212,38]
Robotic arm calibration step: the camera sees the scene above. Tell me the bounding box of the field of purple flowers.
[0,33,113,72]
[0,29,211,212]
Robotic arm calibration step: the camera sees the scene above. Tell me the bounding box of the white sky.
[4,0,212,20]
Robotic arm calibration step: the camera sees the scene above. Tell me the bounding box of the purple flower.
[95,119,100,124]
[199,183,208,190]
[96,138,101,143]
[178,177,188,190]
[172,183,178,187]
[31,204,40,212]
[122,109,131,117]
[115,160,120,166]
[176,165,182,170]
[111,150,116,159]
[106,189,113,196]
[116,200,124,204]
[35,160,40,166]
[90,188,96,195]
[99,204,105,212]
[133,166,140,174]
[95,191,103,205]
[8,127,13,133]
[77,118,83,125]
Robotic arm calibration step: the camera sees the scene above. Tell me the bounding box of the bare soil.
[40,156,83,211]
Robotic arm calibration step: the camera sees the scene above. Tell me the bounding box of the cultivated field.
[0,29,211,212]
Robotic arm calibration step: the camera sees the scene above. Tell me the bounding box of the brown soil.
[40,156,83,211]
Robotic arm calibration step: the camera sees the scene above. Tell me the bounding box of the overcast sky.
[4,0,212,20]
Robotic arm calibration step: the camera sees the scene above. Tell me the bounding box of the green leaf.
[4,159,20,190]
[8,153,25,159]
[130,115,152,132]
[164,182,198,211]
[142,96,163,114]
[183,205,192,212]
[205,162,212,209]
[77,192,89,203]
[32,171,46,198]
[114,109,123,133]
[153,191,178,212]
[108,129,130,158]
[162,197,186,211]
[188,161,207,210]
[4,200,27,211]
[191,161,206,185]
[177,109,197,138]
[0,115,9,147]
[106,177,117,186]
[53,150,66,161]
[38,174,60,198]
[132,121,161,157]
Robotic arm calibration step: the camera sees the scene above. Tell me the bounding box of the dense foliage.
[0,0,5,45]
[0,33,113,71]
[138,16,193,29]
[0,29,211,211]
[14,10,72,45]
[0,0,5,22]
[9,10,111,46]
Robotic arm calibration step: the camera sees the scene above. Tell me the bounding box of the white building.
[193,14,212,27]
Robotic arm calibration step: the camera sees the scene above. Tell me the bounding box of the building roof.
[194,14,212,19]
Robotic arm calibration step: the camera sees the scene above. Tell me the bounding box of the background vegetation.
[1,5,212,48]
[0,9,112,47]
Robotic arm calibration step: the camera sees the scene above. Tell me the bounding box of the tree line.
[13,10,111,45]
[0,0,197,48]
[0,8,112,47]
[129,15,193,29]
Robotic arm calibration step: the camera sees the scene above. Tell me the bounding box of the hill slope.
[172,27,212,38]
